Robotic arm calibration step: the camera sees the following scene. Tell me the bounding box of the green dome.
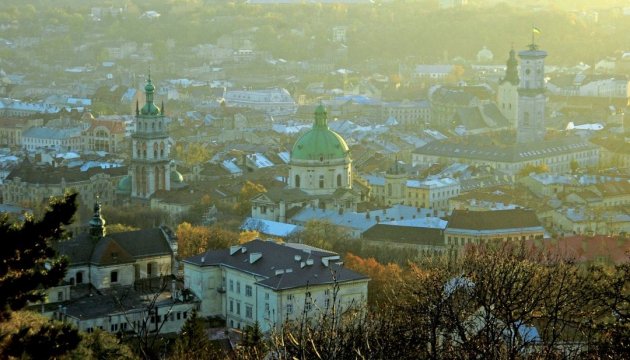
[291,105,349,161]
[117,175,131,194]
[141,102,160,116]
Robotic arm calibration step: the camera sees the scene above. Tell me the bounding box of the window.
[245,285,252,297]
[319,175,324,188]
[230,300,234,313]
[264,292,269,300]
[76,271,83,284]
[57,291,63,302]
[237,281,241,294]
[236,302,241,315]
[295,175,300,188]
[305,302,312,312]
[265,303,270,313]
[287,294,294,301]
[183,311,188,319]
[229,280,234,292]
[286,304,293,314]
[246,305,253,319]
[110,271,118,283]
[337,174,342,187]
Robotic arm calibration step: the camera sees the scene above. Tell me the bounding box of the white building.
[183,240,369,332]
[21,127,82,151]
[224,88,297,117]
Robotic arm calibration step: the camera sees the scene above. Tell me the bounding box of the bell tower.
[497,48,519,127]
[130,74,171,201]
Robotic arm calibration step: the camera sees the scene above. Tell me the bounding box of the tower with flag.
[516,28,547,143]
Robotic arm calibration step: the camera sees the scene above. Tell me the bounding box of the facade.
[288,105,353,197]
[82,118,126,153]
[445,209,545,250]
[223,88,297,117]
[130,75,171,201]
[412,136,599,176]
[516,44,547,143]
[1,158,126,208]
[22,126,83,151]
[0,118,43,147]
[365,173,461,210]
[183,240,369,333]
[381,100,431,128]
[497,49,519,127]
[0,98,60,117]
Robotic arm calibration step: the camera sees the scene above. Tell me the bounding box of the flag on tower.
[532,27,542,35]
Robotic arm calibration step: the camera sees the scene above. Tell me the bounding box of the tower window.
[295,175,300,188]
[337,174,342,187]
[319,175,324,188]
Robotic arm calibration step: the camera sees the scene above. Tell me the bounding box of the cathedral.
[288,104,352,196]
[250,105,362,223]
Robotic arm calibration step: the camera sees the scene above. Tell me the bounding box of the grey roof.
[22,126,81,140]
[56,228,173,266]
[413,136,598,163]
[183,239,368,290]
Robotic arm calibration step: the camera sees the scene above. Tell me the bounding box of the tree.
[517,163,549,177]
[344,253,403,307]
[170,309,213,360]
[239,321,266,359]
[0,192,77,318]
[0,193,80,358]
[234,181,266,216]
[176,223,241,258]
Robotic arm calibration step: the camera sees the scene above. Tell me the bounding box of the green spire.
[502,48,519,86]
[314,104,328,129]
[140,73,160,116]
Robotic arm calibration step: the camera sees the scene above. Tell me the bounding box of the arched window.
[337,174,342,187]
[319,175,324,188]
[142,142,147,158]
[153,143,158,158]
[295,174,300,188]
[160,142,164,157]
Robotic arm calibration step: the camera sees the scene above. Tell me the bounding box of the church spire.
[140,71,160,116]
[314,103,328,129]
[502,47,519,86]
[88,196,106,239]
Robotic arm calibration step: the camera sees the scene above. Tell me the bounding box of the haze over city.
[0,1,628,359]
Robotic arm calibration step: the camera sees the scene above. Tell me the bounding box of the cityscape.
[0,0,628,359]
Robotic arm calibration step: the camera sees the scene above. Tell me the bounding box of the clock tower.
[516,43,547,143]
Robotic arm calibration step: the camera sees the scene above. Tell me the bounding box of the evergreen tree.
[171,309,211,359]
[0,192,80,358]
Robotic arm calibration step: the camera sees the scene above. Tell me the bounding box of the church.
[413,42,599,175]
[116,74,185,204]
[251,105,362,223]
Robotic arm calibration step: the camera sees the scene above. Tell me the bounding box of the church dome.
[116,175,131,194]
[291,105,349,162]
